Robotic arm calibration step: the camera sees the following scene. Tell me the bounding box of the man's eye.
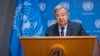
[56,15,60,17]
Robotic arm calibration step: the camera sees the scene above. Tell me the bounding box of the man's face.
[55,8,68,27]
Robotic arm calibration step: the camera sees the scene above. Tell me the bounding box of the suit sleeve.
[79,23,89,36]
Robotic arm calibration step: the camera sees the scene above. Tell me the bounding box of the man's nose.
[59,16,63,19]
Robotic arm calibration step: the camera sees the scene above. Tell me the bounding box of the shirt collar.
[58,24,67,32]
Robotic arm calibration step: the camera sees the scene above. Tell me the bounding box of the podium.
[20,36,99,56]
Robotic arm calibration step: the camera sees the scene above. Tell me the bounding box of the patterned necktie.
[61,27,64,36]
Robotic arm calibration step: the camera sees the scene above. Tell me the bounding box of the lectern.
[20,36,99,56]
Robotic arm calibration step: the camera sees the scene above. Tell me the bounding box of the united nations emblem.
[50,45,64,56]
[95,19,100,28]
[15,1,43,36]
[59,1,70,9]
[83,1,93,11]
[39,2,46,11]
[48,19,56,27]
[51,47,64,56]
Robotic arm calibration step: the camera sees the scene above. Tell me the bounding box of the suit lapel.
[54,23,59,36]
[66,22,72,36]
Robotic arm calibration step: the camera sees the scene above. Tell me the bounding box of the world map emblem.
[59,1,70,9]
[95,19,100,28]
[83,1,93,11]
[39,2,46,11]
[15,1,43,36]
[48,19,56,27]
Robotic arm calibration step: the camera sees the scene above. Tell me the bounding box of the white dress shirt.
[58,24,67,36]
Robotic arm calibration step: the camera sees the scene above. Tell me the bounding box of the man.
[45,4,88,36]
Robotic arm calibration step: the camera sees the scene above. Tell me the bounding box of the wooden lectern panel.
[20,36,99,56]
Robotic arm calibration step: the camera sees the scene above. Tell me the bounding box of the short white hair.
[54,4,68,12]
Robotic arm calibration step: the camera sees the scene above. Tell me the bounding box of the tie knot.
[61,27,64,30]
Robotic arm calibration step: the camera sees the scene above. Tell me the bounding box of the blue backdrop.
[38,0,100,41]
[16,0,100,42]
[10,0,100,56]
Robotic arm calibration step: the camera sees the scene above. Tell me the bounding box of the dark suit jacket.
[45,21,88,36]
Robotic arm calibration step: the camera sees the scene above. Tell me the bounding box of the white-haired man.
[45,4,88,36]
